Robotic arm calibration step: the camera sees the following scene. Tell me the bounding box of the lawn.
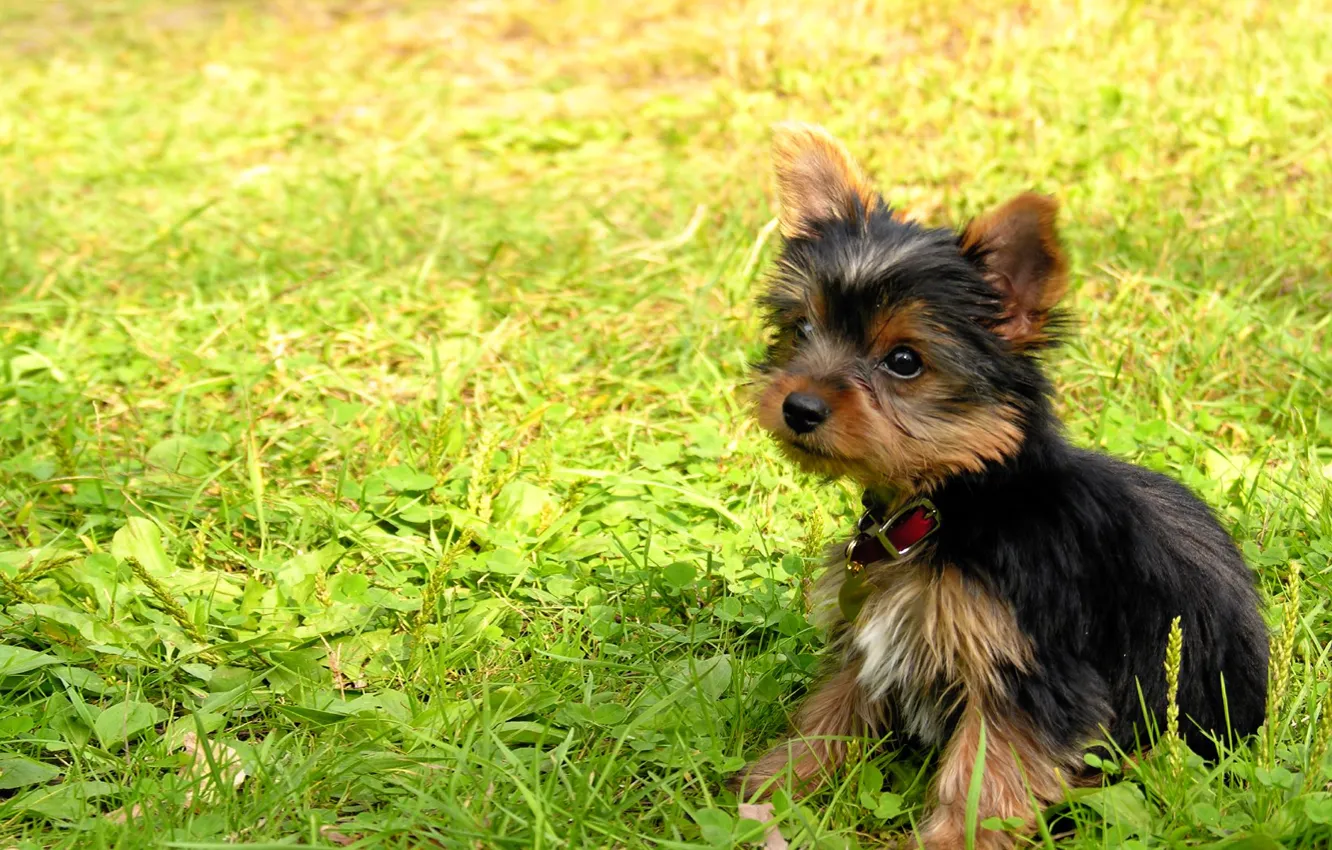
[1,0,1330,847]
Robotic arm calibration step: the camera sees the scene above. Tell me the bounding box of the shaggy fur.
[737,123,1269,849]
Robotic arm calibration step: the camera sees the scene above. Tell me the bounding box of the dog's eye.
[794,319,814,341]
[881,345,923,379]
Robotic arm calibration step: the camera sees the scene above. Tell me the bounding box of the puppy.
[736,123,1269,849]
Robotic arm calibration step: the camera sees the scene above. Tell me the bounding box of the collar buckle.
[844,496,941,566]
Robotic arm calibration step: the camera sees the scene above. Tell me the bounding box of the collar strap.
[844,496,941,568]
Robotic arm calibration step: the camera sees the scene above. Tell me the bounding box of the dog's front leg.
[734,664,880,801]
[918,702,1068,850]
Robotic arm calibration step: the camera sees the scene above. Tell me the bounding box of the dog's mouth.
[785,438,836,459]
[774,435,855,473]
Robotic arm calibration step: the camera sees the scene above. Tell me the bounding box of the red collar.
[844,495,941,568]
[839,495,941,621]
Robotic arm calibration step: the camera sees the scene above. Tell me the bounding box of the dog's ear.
[961,193,1069,348]
[771,123,880,239]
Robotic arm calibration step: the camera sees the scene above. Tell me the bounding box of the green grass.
[1,0,1330,846]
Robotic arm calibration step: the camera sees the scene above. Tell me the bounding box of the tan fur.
[755,370,1024,491]
[924,567,1034,695]
[961,193,1069,347]
[735,665,883,801]
[745,559,1044,810]
[771,123,880,239]
[827,561,1032,743]
[920,705,1073,850]
[864,300,928,360]
[762,265,827,356]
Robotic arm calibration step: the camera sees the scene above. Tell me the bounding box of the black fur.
[934,422,1270,758]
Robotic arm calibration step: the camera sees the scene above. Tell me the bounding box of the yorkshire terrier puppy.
[736,124,1269,848]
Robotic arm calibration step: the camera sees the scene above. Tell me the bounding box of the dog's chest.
[841,561,1032,746]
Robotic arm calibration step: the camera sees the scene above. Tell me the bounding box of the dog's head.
[754,124,1069,489]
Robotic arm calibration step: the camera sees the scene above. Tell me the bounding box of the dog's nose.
[782,392,830,434]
